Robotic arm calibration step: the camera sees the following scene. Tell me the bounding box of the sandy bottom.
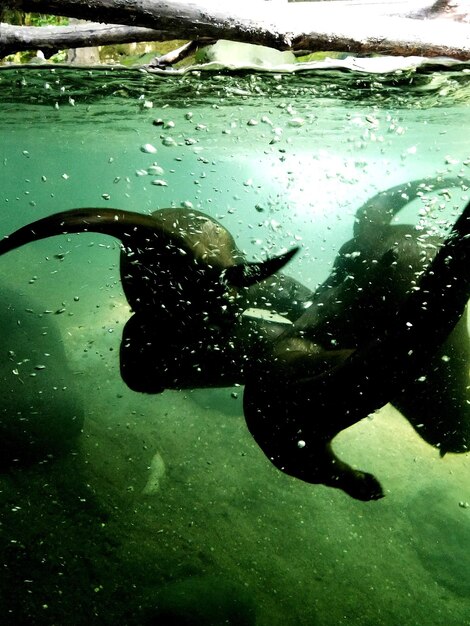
[0,269,469,625]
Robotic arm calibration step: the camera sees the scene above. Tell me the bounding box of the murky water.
[0,63,469,625]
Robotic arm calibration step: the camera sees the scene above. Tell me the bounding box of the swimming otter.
[244,180,470,501]
[1,188,467,501]
[291,177,470,454]
[0,207,303,392]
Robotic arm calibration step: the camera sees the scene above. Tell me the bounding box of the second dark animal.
[244,178,470,500]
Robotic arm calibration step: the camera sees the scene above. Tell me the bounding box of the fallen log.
[292,15,470,60]
[1,0,469,60]
[0,22,172,57]
[5,0,289,49]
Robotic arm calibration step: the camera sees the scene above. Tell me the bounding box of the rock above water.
[202,40,296,67]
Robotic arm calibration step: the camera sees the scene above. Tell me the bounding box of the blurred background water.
[0,64,469,625]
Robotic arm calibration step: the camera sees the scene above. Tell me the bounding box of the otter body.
[244,179,470,501]
[0,206,301,393]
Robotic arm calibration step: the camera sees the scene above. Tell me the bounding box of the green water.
[0,64,469,625]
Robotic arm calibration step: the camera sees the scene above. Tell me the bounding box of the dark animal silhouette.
[1,185,468,502]
[0,207,303,392]
[0,207,297,319]
[244,178,470,501]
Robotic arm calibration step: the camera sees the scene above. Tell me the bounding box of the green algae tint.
[0,64,469,625]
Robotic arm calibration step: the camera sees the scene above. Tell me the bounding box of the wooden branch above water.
[1,0,469,61]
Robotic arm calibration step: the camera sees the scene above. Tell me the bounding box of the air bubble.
[147,165,164,176]
[140,143,157,154]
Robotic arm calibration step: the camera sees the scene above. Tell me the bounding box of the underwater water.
[0,62,469,625]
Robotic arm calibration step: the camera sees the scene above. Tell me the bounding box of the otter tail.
[354,176,469,238]
[0,208,160,254]
[0,208,297,288]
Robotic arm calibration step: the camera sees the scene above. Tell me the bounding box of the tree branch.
[292,16,470,60]
[7,0,290,49]
[1,0,469,61]
[0,22,172,57]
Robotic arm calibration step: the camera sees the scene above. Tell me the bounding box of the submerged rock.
[0,285,84,465]
[142,450,166,495]
[144,575,256,625]
[406,484,470,597]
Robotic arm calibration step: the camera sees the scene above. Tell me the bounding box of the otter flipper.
[222,247,299,288]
